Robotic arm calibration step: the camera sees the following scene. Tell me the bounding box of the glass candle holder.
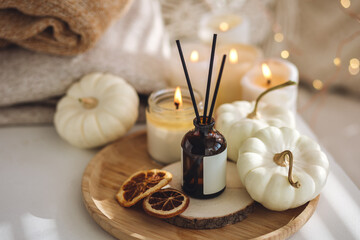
[146,88,203,164]
[181,116,227,199]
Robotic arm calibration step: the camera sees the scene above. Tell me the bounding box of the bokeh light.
[340,0,351,8]
[281,50,289,59]
[349,65,359,75]
[313,79,324,90]
[349,58,359,68]
[333,57,341,66]
[274,33,284,43]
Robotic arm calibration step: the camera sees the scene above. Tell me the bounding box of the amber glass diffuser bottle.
[181,116,227,199]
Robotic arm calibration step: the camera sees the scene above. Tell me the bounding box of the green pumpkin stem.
[247,80,296,119]
[273,150,300,188]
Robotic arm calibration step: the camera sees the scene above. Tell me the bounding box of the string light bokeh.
[262,0,358,121]
[259,0,359,127]
[267,0,359,94]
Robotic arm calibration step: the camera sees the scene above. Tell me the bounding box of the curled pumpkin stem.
[247,80,296,119]
[79,97,98,109]
[273,150,300,188]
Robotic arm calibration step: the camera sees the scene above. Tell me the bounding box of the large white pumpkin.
[237,126,329,211]
[54,73,139,148]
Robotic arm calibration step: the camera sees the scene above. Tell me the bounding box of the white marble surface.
[0,118,359,240]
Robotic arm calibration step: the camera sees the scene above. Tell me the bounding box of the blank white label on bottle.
[203,148,227,195]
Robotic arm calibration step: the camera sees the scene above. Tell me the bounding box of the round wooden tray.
[82,130,319,240]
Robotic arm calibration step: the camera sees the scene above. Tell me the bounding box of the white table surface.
[0,117,359,240]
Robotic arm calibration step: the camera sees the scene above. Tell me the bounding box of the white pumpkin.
[237,126,329,211]
[54,72,139,148]
[215,81,296,162]
[215,101,295,161]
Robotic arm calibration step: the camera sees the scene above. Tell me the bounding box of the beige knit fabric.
[0,0,170,125]
[0,0,169,107]
[0,0,132,55]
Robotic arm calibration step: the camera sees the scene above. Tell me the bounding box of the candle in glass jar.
[146,87,203,164]
[169,42,216,97]
[215,44,263,107]
[240,58,299,113]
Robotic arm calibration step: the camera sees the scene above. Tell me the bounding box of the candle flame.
[261,63,272,80]
[174,87,183,109]
[190,50,199,62]
[229,49,238,64]
[219,22,229,32]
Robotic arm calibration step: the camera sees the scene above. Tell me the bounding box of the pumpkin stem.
[247,80,296,119]
[79,97,98,109]
[273,150,300,188]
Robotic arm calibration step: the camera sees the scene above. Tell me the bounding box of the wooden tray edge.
[252,195,320,240]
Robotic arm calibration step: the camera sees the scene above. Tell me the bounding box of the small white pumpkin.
[54,72,139,148]
[237,126,329,211]
[216,81,296,162]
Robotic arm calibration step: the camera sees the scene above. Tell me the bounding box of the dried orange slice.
[116,169,172,207]
[142,188,190,218]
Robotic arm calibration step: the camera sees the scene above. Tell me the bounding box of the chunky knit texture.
[0,0,132,55]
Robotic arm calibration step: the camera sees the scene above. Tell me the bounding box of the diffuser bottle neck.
[193,116,215,136]
[182,116,226,156]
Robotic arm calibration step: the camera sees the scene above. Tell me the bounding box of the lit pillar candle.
[169,42,216,97]
[146,87,203,164]
[198,13,250,44]
[215,44,263,107]
[240,58,299,113]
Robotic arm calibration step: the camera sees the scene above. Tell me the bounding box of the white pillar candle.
[240,58,299,113]
[215,44,263,107]
[169,42,216,97]
[198,12,250,44]
[146,87,203,164]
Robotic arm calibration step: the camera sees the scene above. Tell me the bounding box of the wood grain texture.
[82,130,319,240]
[162,161,255,229]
